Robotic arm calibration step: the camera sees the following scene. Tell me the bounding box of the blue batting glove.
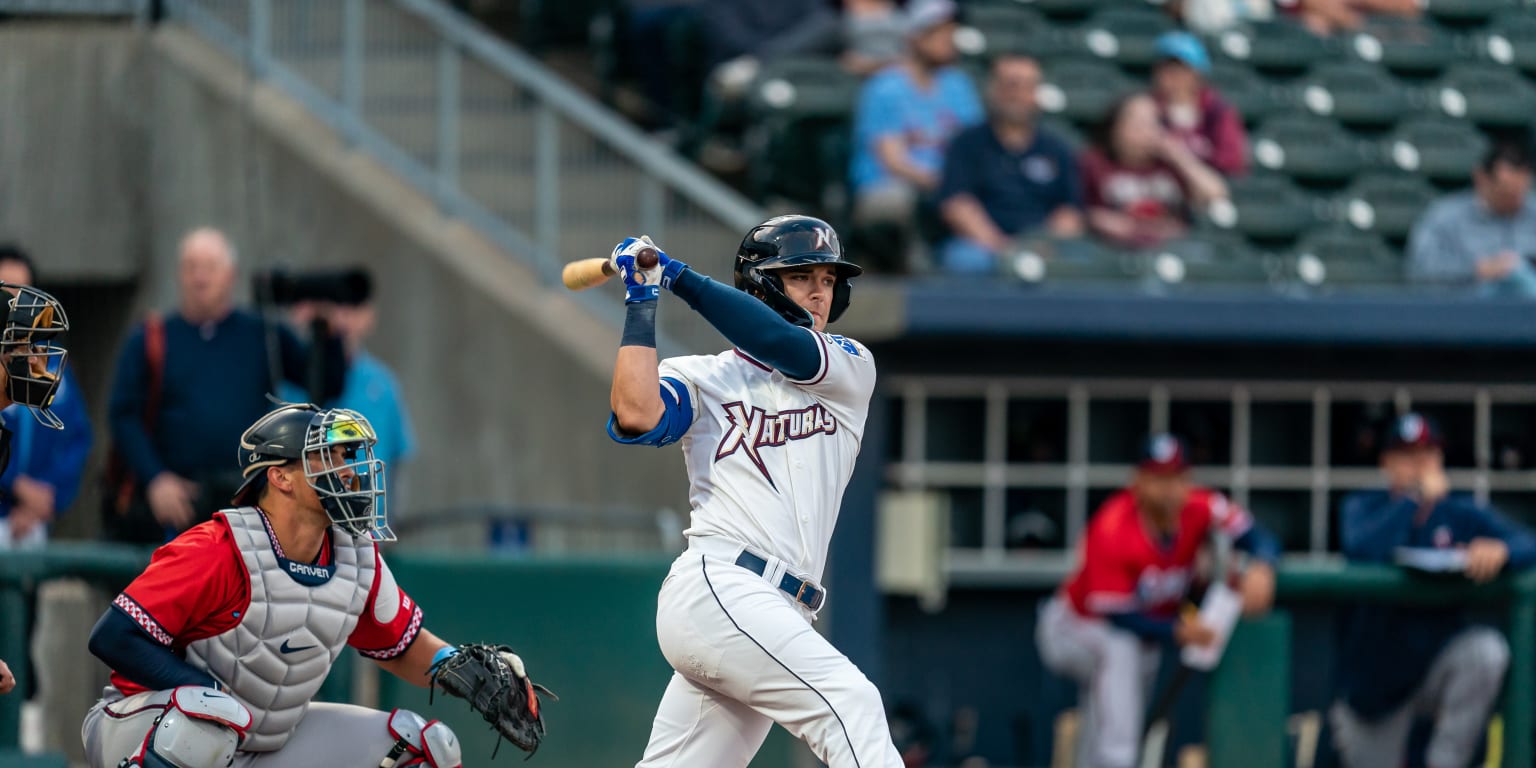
[609,236,674,303]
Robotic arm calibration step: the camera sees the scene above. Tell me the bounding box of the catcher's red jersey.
[1063,487,1252,619]
[108,515,421,696]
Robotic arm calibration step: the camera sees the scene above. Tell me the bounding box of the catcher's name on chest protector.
[187,507,375,752]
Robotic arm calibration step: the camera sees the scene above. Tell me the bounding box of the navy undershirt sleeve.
[669,269,821,381]
[89,607,220,692]
[1106,611,1176,641]
[1234,524,1282,565]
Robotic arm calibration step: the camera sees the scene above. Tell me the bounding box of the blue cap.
[1155,31,1211,76]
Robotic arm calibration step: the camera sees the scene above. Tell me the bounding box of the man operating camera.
[104,228,348,544]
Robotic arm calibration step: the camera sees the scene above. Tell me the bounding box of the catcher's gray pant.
[82,687,410,767]
[635,541,903,768]
[1036,596,1161,768]
[1330,626,1509,768]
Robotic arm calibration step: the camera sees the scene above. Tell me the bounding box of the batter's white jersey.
[659,329,876,582]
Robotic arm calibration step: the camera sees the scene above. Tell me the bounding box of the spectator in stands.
[937,54,1083,274]
[1407,143,1536,298]
[1172,0,1275,34]
[1332,413,1534,768]
[1080,93,1229,250]
[279,279,417,503]
[0,246,91,550]
[1284,0,1421,37]
[1151,32,1248,178]
[698,0,840,102]
[849,0,982,270]
[839,0,906,76]
[105,227,343,544]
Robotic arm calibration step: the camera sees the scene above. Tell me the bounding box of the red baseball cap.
[1139,433,1190,474]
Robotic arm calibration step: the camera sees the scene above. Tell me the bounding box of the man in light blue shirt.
[848,0,982,270]
[1408,143,1536,298]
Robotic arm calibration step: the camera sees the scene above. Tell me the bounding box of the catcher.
[82,403,550,767]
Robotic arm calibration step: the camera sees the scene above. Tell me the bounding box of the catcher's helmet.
[734,215,863,327]
[232,403,392,541]
[0,283,69,430]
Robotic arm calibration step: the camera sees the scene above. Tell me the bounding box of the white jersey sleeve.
[785,330,876,427]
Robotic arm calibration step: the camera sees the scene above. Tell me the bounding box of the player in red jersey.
[1036,434,1279,768]
[81,404,543,768]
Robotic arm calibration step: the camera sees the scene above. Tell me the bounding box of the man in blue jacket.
[0,246,91,549]
[1332,413,1536,768]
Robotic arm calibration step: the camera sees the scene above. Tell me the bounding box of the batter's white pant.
[1036,596,1161,768]
[635,536,903,768]
[1330,626,1509,768]
[82,687,411,768]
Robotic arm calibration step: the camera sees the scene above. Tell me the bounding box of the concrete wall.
[0,21,690,532]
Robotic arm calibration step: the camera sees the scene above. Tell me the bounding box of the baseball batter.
[81,403,548,768]
[605,215,902,767]
[1036,434,1279,768]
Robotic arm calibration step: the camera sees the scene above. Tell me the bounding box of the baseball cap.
[1139,433,1190,474]
[905,0,957,37]
[1381,412,1443,454]
[1154,31,1211,76]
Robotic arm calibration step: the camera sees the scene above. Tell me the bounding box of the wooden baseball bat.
[561,247,659,291]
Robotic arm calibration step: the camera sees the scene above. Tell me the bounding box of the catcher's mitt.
[429,643,555,759]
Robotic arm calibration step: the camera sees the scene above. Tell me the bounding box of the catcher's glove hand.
[429,643,556,759]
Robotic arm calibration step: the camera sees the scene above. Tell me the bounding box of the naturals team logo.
[715,401,839,489]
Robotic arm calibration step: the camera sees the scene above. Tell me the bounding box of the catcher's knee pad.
[130,686,251,768]
[385,708,462,768]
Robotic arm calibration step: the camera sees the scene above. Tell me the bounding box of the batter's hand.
[0,658,14,695]
[1174,616,1216,648]
[1239,563,1276,616]
[609,236,670,303]
[1465,537,1509,583]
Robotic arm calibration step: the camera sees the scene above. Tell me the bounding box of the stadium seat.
[1249,114,1365,184]
[1380,116,1488,184]
[1151,232,1279,288]
[1007,236,1139,284]
[1036,58,1136,125]
[1477,10,1536,76]
[1039,115,1086,152]
[1213,20,1342,75]
[1346,16,1459,76]
[1428,63,1536,127]
[1296,61,1412,128]
[1008,0,1102,22]
[1069,6,1178,69]
[1335,173,1438,243]
[1422,0,1519,25]
[1288,228,1404,289]
[1200,174,1319,244]
[743,58,860,206]
[1207,60,1292,126]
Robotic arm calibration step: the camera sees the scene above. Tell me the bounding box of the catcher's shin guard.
[380,708,462,768]
[124,686,251,768]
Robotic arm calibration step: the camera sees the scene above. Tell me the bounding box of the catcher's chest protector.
[187,507,375,752]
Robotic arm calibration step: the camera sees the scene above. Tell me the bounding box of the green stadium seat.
[1200,174,1319,244]
[1207,60,1292,126]
[1336,173,1439,242]
[1422,0,1519,25]
[1297,61,1412,128]
[1009,0,1102,22]
[1069,6,1178,69]
[1428,63,1536,127]
[1380,116,1488,184]
[1478,11,1536,76]
[743,58,860,205]
[1213,20,1342,75]
[1007,236,1139,284]
[1250,114,1365,184]
[1152,232,1279,287]
[1288,228,1404,289]
[1346,16,1459,76]
[1036,58,1136,124]
[1038,115,1086,152]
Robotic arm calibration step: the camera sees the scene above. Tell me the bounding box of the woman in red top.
[1080,92,1229,250]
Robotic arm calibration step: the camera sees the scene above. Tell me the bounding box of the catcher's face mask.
[302,408,391,541]
[0,283,69,430]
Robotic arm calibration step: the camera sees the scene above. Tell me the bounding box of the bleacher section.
[593,0,1536,288]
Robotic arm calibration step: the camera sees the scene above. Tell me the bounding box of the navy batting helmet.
[734,215,863,327]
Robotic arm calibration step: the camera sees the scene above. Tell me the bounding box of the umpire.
[1331,413,1536,768]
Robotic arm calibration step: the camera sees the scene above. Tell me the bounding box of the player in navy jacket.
[1332,413,1536,768]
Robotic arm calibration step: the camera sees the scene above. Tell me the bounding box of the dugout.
[825,282,1536,767]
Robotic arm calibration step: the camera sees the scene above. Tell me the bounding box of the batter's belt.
[688,535,827,613]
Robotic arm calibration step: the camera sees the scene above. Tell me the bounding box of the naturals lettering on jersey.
[715,402,840,487]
